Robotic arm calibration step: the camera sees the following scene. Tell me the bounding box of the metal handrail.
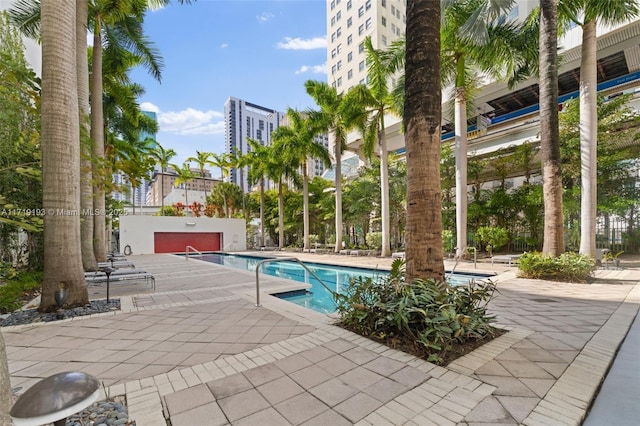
[254,257,336,307]
[447,246,478,280]
[185,245,203,260]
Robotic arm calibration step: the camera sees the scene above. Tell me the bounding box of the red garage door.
[154,232,221,253]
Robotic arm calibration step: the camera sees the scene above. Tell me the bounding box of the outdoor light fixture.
[99,266,115,303]
[10,371,100,426]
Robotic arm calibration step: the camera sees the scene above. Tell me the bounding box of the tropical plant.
[270,120,307,249]
[518,251,595,282]
[305,80,366,253]
[0,12,43,270]
[278,108,331,250]
[352,36,401,257]
[334,259,497,364]
[476,226,509,256]
[171,163,195,213]
[238,138,274,244]
[561,0,639,258]
[149,142,176,215]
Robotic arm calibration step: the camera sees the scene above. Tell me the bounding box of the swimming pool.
[191,252,493,314]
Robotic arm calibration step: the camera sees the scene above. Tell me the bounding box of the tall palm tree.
[187,149,213,179]
[76,0,97,270]
[240,139,273,246]
[40,0,88,310]
[90,0,164,262]
[150,143,176,215]
[172,162,195,213]
[539,0,564,256]
[305,81,366,253]
[439,0,523,259]
[210,152,233,181]
[270,133,303,249]
[563,0,639,258]
[277,108,331,250]
[404,0,445,282]
[355,36,401,257]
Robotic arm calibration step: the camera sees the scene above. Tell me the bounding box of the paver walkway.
[3,253,639,425]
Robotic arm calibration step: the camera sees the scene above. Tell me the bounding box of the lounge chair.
[392,252,405,259]
[85,269,155,290]
[491,254,522,266]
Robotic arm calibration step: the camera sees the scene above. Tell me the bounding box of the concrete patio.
[2,252,639,425]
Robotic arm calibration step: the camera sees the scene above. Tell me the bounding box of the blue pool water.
[192,252,493,314]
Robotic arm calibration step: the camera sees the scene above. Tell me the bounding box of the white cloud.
[276,36,327,50]
[295,63,327,75]
[140,102,160,113]
[220,43,229,49]
[257,12,274,22]
[152,107,225,136]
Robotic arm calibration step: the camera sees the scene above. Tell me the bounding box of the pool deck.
[3,252,640,425]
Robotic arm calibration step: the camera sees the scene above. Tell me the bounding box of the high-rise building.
[327,0,405,94]
[224,97,284,193]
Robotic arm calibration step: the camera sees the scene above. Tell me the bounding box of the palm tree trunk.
[260,178,265,247]
[579,20,597,258]
[41,0,88,310]
[160,172,165,215]
[379,126,391,257]
[333,133,343,253]
[540,0,564,256]
[404,0,444,282]
[91,20,107,262]
[454,86,468,259]
[77,0,96,270]
[278,178,285,249]
[303,162,310,250]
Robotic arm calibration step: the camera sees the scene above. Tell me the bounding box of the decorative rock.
[0,299,121,327]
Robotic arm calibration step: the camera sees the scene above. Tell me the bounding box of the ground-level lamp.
[10,371,100,426]
[99,266,115,303]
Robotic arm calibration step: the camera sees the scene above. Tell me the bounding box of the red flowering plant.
[190,201,203,217]
[172,202,186,216]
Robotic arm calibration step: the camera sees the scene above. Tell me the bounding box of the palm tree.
[210,152,233,181]
[439,0,525,259]
[115,137,155,214]
[539,0,564,256]
[76,0,97,270]
[40,0,88,310]
[187,150,213,179]
[240,139,273,247]
[150,143,176,215]
[354,36,401,257]
[277,108,331,250]
[270,133,303,249]
[404,0,445,282]
[305,81,366,253]
[172,162,195,213]
[563,0,639,258]
[89,0,164,262]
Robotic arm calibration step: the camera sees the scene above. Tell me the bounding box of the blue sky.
[132,0,328,167]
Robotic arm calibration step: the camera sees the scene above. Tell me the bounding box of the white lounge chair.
[491,254,522,266]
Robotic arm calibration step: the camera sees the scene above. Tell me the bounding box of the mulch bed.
[338,323,507,366]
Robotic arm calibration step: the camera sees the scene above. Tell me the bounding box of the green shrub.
[476,226,509,256]
[366,232,382,250]
[442,229,455,252]
[334,259,497,364]
[518,252,595,282]
[0,270,43,314]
